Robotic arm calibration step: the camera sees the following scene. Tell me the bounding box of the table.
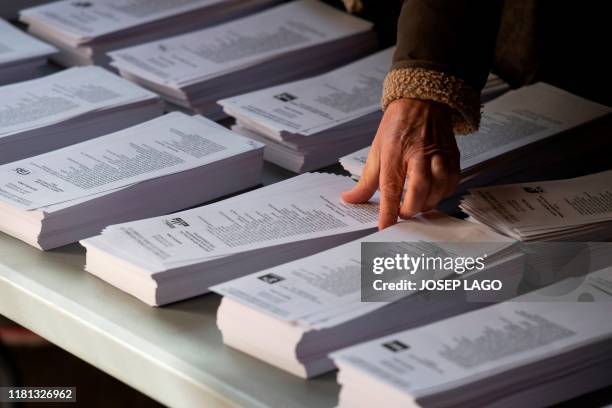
[3,42,612,408]
[0,163,342,408]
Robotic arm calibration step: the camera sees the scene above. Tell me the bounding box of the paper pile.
[81,173,380,306]
[219,48,393,173]
[0,112,264,250]
[332,267,612,408]
[212,212,522,378]
[0,66,164,165]
[20,0,279,66]
[109,0,377,119]
[483,72,511,101]
[0,19,55,85]
[341,83,611,189]
[221,56,511,173]
[460,169,612,241]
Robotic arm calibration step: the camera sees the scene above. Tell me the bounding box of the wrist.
[382,68,481,134]
[386,97,452,119]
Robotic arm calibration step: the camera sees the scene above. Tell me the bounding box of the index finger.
[378,146,406,229]
[342,143,381,204]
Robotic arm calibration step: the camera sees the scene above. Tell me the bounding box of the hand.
[342,98,460,229]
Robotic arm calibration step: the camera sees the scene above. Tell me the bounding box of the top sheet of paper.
[0,19,56,65]
[0,112,261,211]
[219,47,393,136]
[20,0,225,43]
[457,82,611,170]
[466,169,612,230]
[109,0,373,86]
[0,66,158,139]
[212,212,512,330]
[331,267,612,400]
[95,173,379,268]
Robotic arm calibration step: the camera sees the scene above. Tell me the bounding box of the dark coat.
[328,0,610,106]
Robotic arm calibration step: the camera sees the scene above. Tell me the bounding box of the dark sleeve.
[383,0,504,134]
[394,0,503,91]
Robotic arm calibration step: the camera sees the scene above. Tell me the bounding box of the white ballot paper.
[341,83,611,180]
[212,212,521,377]
[0,66,156,138]
[214,214,512,328]
[457,83,611,170]
[21,0,230,42]
[218,47,393,172]
[20,0,281,66]
[110,0,373,86]
[108,0,376,118]
[0,66,163,164]
[0,18,56,84]
[0,112,259,210]
[0,18,55,64]
[0,112,265,249]
[222,68,505,142]
[331,268,612,408]
[460,169,612,241]
[81,173,380,305]
[98,173,379,267]
[220,47,393,137]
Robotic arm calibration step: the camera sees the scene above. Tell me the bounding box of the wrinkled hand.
[342,98,460,229]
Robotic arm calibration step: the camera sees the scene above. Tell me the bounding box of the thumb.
[342,146,380,203]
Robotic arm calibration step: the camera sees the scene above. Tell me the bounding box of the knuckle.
[359,174,378,189]
[409,180,429,195]
[398,208,416,219]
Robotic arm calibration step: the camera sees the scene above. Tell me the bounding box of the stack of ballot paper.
[212,212,523,378]
[81,173,380,306]
[109,0,377,119]
[460,169,612,241]
[483,72,511,101]
[20,0,279,67]
[341,83,611,187]
[0,66,163,165]
[0,19,56,85]
[219,48,393,173]
[332,267,612,408]
[220,56,511,173]
[0,112,264,250]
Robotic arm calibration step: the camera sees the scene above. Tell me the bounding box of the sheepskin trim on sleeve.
[341,0,363,13]
[382,67,482,134]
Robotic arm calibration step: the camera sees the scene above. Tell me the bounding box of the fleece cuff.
[382,67,482,134]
